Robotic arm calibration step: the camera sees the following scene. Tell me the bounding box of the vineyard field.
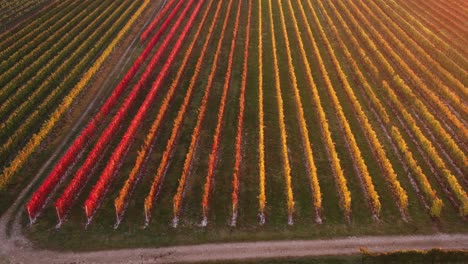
[0,0,466,251]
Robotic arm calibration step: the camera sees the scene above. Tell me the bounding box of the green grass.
[1,0,465,253]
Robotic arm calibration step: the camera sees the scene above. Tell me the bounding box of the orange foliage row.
[358,0,466,101]
[140,0,176,42]
[278,0,322,218]
[412,0,467,40]
[317,0,408,213]
[393,76,467,169]
[294,0,351,218]
[0,0,121,157]
[231,0,251,222]
[0,0,106,96]
[257,0,266,221]
[324,0,442,218]
[318,0,390,124]
[373,0,467,82]
[382,81,468,216]
[309,0,382,217]
[391,127,443,217]
[341,0,468,152]
[143,0,223,224]
[200,0,242,224]
[268,0,295,223]
[114,0,215,221]
[0,0,149,191]
[171,0,234,224]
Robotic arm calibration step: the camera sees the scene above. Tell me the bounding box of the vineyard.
[0,0,467,250]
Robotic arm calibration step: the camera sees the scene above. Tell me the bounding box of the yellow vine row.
[327,0,466,217]
[317,0,409,213]
[268,0,295,224]
[309,0,381,217]
[398,0,466,52]
[373,0,467,83]
[0,0,150,190]
[0,0,95,94]
[383,0,468,69]
[382,81,468,216]
[360,0,466,99]
[326,0,459,215]
[341,0,468,148]
[322,12,389,125]
[394,76,467,168]
[354,0,468,119]
[329,0,467,176]
[0,0,72,65]
[201,0,242,224]
[257,0,266,223]
[170,0,233,225]
[143,0,223,224]
[278,0,321,218]
[0,0,124,158]
[293,0,351,217]
[115,0,215,221]
[411,0,468,39]
[391,127,444,217]
[319,0,441,218]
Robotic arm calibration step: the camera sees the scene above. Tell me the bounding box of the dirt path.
[1,234,467,263]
